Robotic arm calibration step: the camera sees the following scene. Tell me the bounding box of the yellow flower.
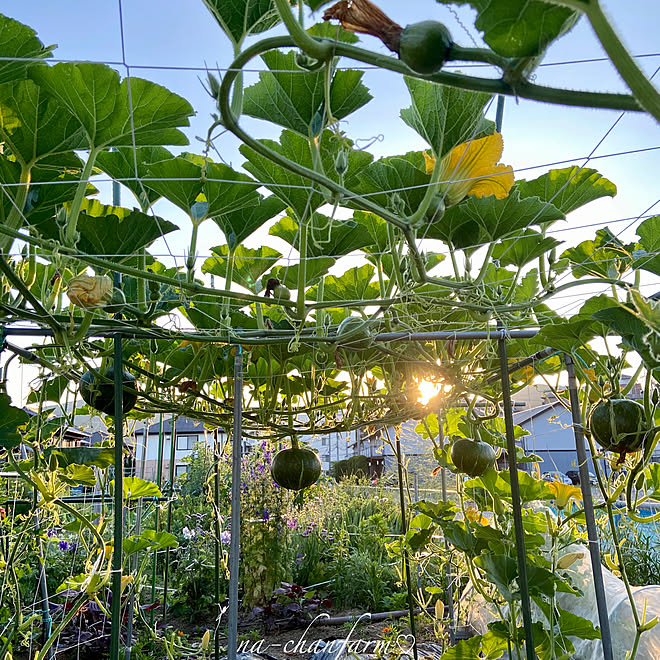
[201,630,211,651]
[465,505,490,526]
[120,575,134,595]
[547,481,583,510]
[423,132,514,207]
[557,552,584,569]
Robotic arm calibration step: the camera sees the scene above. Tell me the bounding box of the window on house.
[321,437,328,446]
[175,464,188,477]
[176,434,198,451]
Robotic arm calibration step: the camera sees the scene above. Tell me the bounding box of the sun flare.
[417,379,443,405]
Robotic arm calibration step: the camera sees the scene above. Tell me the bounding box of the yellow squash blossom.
[423,132,515,207]
[547,481,583,510]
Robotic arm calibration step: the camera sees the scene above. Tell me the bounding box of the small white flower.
[182,526,196,540]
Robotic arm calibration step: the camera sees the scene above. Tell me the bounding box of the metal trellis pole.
[109,332,125,660]
[395,427,418,660]
[565,355,613,660]
[437,412,455,646]
[497,331,536,660]
[162,417,177,623]
[227,347,243,660]
[214,428,221,660]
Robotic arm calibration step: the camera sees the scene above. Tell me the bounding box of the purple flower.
[301,530,310,538]
[220,531,231,545]
[295,553,303,565]
[287,518,298,529]
[58,540,69,552]
[262,509,270,522]
[47,529,57,538]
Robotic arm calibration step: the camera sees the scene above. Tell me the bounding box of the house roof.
[513,400,566,426]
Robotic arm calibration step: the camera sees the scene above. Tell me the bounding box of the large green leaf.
[634,215,660,276]
[0,14,53,84]
[120,476,162,500]
[353,151,429,217]
[353,211,390,253]
[202,244,282,291]
[145,156,203,215]
[211,193,286,250]
[517,166,617,217]
[0,393,30,449]
[530,318,598,354]
[425,189,564,250]
[29,63,193,149]
[400,77,493,157]
[0,79,85,167]
[45,446,115,468]
[95,146,172,210]
[204,162,261,219]
[240,129,372,218]
[269,258,335,289]
[561,227,635,279]
[243,50,371,136]
[492,230,562,268]
[201,0,280,44]
[435,0,578,58]
[35,199,178,261]
[270,212,375,257]
[439,632,508,659]
[307,264,380,302]
[592,294,660,369]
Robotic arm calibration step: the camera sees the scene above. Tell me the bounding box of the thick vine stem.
[546,0,660,121]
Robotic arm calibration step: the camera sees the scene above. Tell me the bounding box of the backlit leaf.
[202,244,282,291]
[0,393,30,449]
[0,14,53,84]
[201,0,280,44]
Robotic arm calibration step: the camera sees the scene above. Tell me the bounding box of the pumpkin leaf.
[202,244,282,291]
[269,257,335,290]
[529,318,598,354]
[29,62,193,149]
[270,212,375,257]
[144,156,203,215]
[435,0,578,58]
[0,14,53,84]
[201,0,280,45]
[425,188,564,250]
[95,146,172,209]
[353,151,429,217]
[240,129,371,218]
[400,76,494,157]
[634,215,660,276]
[307,264,380,302]
[119,477,162,500]
[0,79,85,167]
[243,50,371,136]
[517,166,617,217]
[0,393,30,449]
[59,465,97,486]
[561,227,635,279]
[211,192,286,251]
[492,230,562,268]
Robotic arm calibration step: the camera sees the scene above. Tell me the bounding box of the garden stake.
[151,413,165,627]
[109,331,124,660]
[497,331,536,659]
[227,347,243,660]
[437,412,455,646]
[214,427,221,660]
[565,354,614,660]
[395,426,418,660]
[162,417,177,623]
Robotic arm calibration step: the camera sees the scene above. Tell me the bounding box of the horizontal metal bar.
[1,323,539,342]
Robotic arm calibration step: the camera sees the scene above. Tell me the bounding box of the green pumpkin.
[271,447,322,491]
[336,316,372,351]
[399,21,453,75]
[450,438,496,477]
[80,366,138,416]
[590,398,646,454]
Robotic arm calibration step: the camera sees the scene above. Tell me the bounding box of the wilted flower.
[67,274,113,308]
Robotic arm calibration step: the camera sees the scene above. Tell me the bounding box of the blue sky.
[2,1,659,404]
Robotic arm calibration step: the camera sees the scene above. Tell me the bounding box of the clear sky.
[2,1,659,403]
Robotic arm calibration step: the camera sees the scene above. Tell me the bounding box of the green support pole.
[213,428,221,660]
[497,331,536,659]
[395,427,418,660]
[151,413,164,626]
[109,331,124,660]
[162,418,177,623]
